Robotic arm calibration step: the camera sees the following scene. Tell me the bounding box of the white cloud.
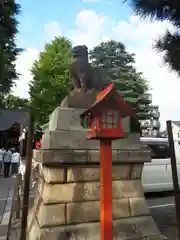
[111,16,179,128]
[69,10,110,48]
[44,21,62,42]
[13,48,39,98]
[14,10,180,128]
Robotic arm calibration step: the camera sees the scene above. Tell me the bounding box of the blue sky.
[16,0,132,49]
[14,0,180,126]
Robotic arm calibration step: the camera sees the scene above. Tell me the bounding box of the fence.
[7,159,39,239]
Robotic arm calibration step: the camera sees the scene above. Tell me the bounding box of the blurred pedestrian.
[3,149,12,178]
[0,148,4,175]
[11,148,21,177]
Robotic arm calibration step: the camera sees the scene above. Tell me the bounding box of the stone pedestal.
[60,90,97,109]
[27,107,167,240]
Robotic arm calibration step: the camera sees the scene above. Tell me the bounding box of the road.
[146,193,177,240]
[0,177,15,239]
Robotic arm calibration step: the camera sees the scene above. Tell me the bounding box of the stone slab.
[48,107,131,133]
[129,197,150,216]
[131,164,143,179]
[38,163,145,186]
[39,180,143,204]
[49,108,85,131]
[67,165,131,182]
[36,203,66,227]
[42,167,65,183]
[33,148,151,165]
[41,130,141,150]
[66,199,130,224]
[28,215,164,240]
[59,91,97,109]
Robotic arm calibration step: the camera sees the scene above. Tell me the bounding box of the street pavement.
[0,177,15,239]
[146,193,178,240]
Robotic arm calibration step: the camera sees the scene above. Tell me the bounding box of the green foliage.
[155,31,180,75]
[3,94,29,109]
[125,0,180,76]
[0,0,23,96]
[90,40,151,119]
[124,0,180,25]
[29,37,72,124]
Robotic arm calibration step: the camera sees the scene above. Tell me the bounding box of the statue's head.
[72,45,88,59]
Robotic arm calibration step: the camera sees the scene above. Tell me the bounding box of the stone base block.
[39,180,144,204]
[48,106,131,133]
[41,130,141,150]
[39,164,143,184]
[28,216,167,240]
[32,196,150,227]
[66,197,150,224]
[33,148,151,165]
[60,90,97,110]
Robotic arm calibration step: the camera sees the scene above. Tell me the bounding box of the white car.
[141,137,180,193]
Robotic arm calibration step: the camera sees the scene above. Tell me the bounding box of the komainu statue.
[70,45,105,92]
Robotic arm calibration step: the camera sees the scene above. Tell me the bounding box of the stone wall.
[27,108,166,240]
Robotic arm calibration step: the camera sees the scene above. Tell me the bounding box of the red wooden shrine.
[81,82,135,140]
[80,82,136,240]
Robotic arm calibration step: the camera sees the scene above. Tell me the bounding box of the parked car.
[141,137,180,193]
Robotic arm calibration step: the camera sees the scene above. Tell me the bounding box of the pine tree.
[0,0,23,106]
[90,40,151,120]
[125,0,180,75]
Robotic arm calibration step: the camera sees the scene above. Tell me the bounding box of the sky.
[13,0,180,129]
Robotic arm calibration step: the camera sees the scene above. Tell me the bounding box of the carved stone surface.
[48,107,130,132]
[28,215,167,240]
[33,148,151,165]
[70,45,105,92]
[41,131,142,150]
[60,90,97,109]
[39,180,143,204]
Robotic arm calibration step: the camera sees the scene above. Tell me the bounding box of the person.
[11,148,21,176]
[3,149,12,178]
[36,138,42,149]
[0,148,5,175]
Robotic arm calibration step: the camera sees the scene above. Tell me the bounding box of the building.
[0,109,29,149]
[172,121,180,140]
[140,105,161,137]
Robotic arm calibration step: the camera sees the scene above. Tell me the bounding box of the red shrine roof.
[81,83,137,118]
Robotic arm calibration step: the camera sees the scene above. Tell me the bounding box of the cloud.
[110,16,179,128]
[69,10,110,48]
[13,48,39,98]
[44,21,62,42]
[14,10,180,128]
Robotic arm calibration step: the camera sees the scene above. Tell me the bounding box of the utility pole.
[166,120,180,239]
[16,124,24,219]
[20,108,34,240]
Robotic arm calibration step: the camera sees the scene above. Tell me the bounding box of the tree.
[90,40,151,119]
[29,37,72,124]
[125,0,180,75]
[3,94,29,109]
[0,0,23,103]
